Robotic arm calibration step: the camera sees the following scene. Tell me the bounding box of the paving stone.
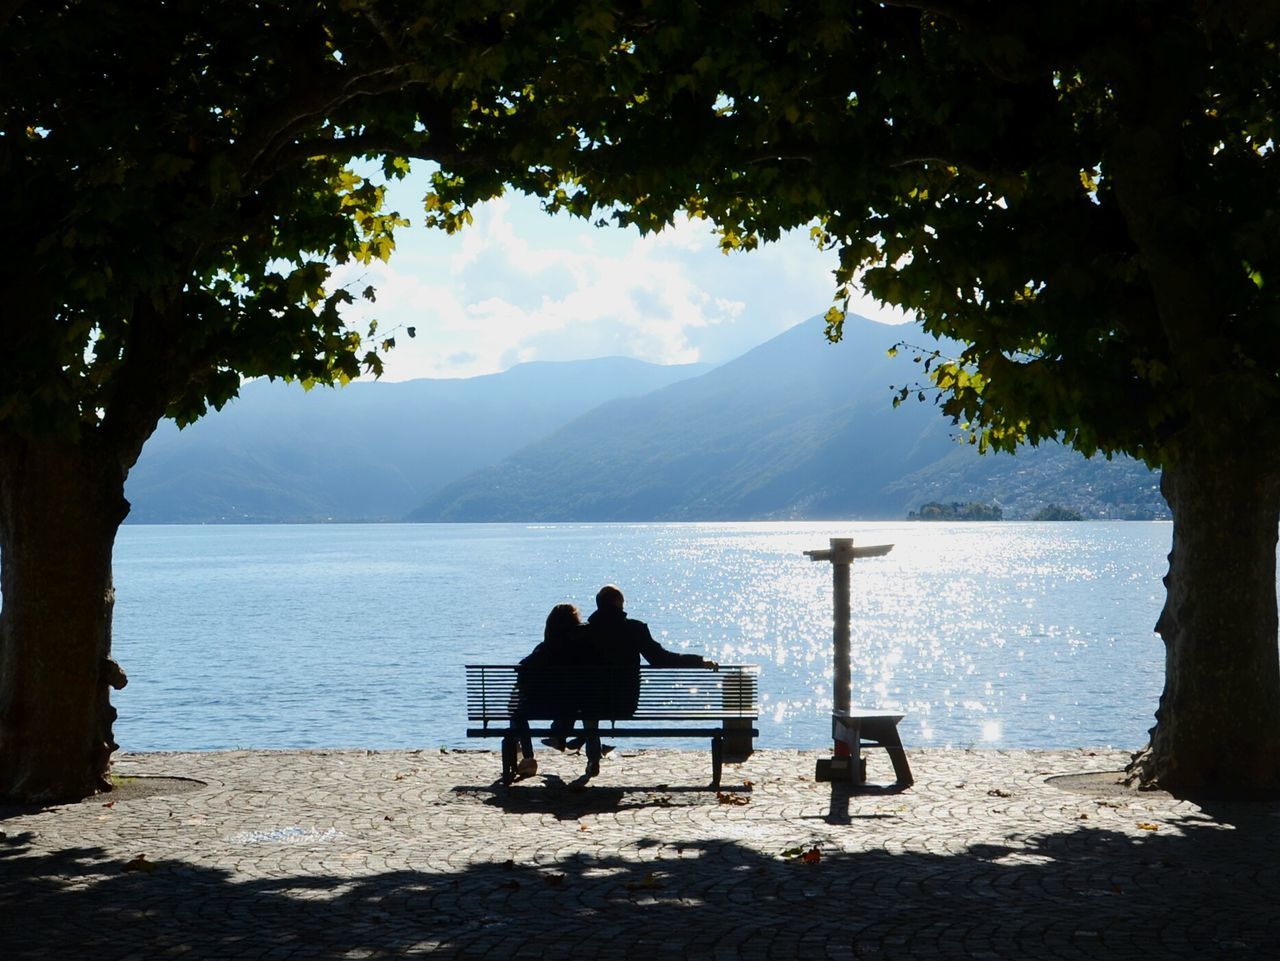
[0,748,1275,959]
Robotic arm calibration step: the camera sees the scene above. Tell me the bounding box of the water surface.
[111,521,1171,752]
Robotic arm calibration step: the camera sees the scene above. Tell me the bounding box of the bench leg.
[861,720,913,787]
[711,737,723,789]
[883,737,914,787]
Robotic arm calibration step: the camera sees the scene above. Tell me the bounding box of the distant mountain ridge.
[411,316,1168,522]
[126,357,712,523]
[126,316,1169,524]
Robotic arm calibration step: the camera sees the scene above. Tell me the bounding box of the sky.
[330,167,911,382]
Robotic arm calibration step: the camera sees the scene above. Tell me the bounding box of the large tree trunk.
[0,434,130,803]
[1128,446,1280,795]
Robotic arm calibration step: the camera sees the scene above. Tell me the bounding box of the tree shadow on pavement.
[3,799,1279,959]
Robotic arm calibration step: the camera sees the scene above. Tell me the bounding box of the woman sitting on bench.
[509,603,594,778]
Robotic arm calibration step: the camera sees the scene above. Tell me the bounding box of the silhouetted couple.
[512,585,718,780]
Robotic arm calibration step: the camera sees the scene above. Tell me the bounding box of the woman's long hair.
[544,603,582,642]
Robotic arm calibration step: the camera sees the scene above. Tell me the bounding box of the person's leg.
[583,719,601,777]
[511,715,534,759]
[542,716,574,750]
[550,717,574,736]
[508,716,538,778]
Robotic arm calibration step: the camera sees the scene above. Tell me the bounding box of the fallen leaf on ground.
[122,855,157,874]
[717,792,749,806]
[987,788,1012,798]
[1137,822,1160,831]
[781,845,823,863]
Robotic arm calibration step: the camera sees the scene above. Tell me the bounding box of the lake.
[111,521,1172,753]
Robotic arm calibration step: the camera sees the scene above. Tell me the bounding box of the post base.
[815,756,867,783]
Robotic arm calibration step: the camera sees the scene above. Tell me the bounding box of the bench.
[465,664,759,787]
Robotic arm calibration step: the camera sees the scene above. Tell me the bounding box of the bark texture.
[0,435,129,803]
[1128,447,1280,794]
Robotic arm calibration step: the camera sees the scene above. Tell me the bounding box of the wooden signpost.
[804,537,906,784]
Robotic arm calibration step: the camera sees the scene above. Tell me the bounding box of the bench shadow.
[460,777,748,819]
[4,801,1280,960]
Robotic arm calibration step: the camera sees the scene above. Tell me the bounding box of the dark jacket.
[586,606,704,716]
[515,623,593,717]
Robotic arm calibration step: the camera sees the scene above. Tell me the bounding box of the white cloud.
[332,173,912,381]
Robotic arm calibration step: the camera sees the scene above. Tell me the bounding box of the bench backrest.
[465,664,759,722]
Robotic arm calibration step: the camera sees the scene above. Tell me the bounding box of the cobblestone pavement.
[2,747,1277,960]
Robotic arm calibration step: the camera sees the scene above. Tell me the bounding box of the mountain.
[125,357,711,523]
[885,444,1167,520]
[411,316,1168,522]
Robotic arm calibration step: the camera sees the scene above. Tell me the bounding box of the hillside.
[127,315,1169,524]
[125,357,711,522]
[411,316,1169,521]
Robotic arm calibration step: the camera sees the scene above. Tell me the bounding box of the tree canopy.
[2,0,588,458]
[0,0,629,801]
[431,0,1280,467]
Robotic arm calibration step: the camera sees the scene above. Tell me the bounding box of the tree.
[426,1,1280,793]
[1032,505,1083,522]
[908,502,1003,521]
[0,0,593,802]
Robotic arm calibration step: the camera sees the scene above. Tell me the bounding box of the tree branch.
[235,63,451,186]
[99,292,192,466]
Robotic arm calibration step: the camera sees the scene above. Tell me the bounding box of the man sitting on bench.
[582,584,720,777]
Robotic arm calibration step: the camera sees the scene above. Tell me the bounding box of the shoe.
[564,737,586,752]
[540,737,566,751]
[516,757,538,778]
[585,760,600,778]
[600,743,615,756]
